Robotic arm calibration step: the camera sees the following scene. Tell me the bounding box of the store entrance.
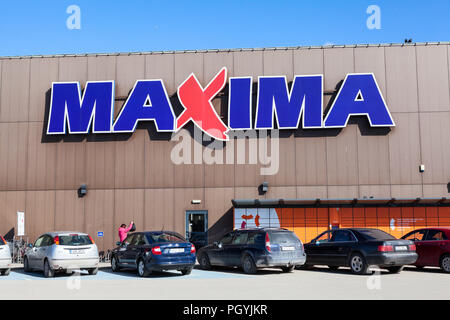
[186,210,208,250]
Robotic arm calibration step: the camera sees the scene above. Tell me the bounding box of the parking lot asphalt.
[0,263,449,300]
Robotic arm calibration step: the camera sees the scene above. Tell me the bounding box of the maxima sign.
[46,67,395,141]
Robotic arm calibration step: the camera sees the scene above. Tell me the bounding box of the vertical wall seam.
[414,47,424,197]
[23,59,32,229]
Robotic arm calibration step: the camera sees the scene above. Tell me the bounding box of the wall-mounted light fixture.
[259,182,269,194]
[419,164,425,173]
[191,199,201,204]
[447,182,450,194]
[77,184,87,198]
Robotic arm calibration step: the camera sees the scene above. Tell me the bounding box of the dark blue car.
[197,228,306,274]
[111,231,196,277]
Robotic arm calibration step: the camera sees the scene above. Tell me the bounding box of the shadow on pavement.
[99,266,185,278]
[193,264,285,276]
[11,268,91,279]
[403,266,446,274]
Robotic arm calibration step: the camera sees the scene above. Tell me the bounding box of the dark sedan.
[111,231,196,277]
[302,228,418,274]
[197,228,306,274]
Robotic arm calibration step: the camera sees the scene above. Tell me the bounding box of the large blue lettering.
[113,80,175,132]
[324,73,395,128]
[228,77,253,130]
[255,75,323,129]
[47,81,114,134]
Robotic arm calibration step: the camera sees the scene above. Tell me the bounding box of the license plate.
[281,246,295,251]
[395,246,408,251]
[169,248,184,254]
[69,250,85,254]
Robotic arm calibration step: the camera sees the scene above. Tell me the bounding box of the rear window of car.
[146,233,185,243]
[58,235,92,246]
[356,229,396,240]
[268,231,301,244]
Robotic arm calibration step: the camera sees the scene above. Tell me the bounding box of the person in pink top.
[118,221,134,243]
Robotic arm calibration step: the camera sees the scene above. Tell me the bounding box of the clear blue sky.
[0,0,448,56]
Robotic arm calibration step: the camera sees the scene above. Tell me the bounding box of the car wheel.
[242,255,257,274]
[24,256,31,272]
[1,269,10,276]
[181,267,192,275]
[88,267,98,275]
[137,259,150,277]
[199,253,211,270]
[440,254,450,273]
[44,259,54,278]
[349,253,369,275]
[281,266,294,273]
[328,266,339,271]
[111,256,120,272]
[387,266,404,274]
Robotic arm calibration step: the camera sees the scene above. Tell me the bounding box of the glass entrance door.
[186,210,208,250]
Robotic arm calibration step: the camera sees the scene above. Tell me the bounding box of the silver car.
[24,231,99,278]
[0,236,12,276]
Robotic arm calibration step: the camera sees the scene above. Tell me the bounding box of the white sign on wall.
[17,211,25,236]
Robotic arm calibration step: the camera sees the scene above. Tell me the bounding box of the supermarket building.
[0,42,450,251]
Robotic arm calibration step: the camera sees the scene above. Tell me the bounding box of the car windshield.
[147,233,185,243]
[58,234,92,246]
[356,229,396,240]
[269,231,301,244]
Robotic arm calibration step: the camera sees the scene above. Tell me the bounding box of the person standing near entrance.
[118,221,134,243]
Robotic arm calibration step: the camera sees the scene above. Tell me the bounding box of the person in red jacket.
[118,221,134,243]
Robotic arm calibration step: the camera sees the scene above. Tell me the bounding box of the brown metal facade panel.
[326,125,359,185]
[54,190,85,232]
[203,140,235,188]
[174,52,204,86]
[324,48,354,91]
[204,52,234,81]
[172,129,204,188]
[265,186,296,199]
[233,51,263,77]
[55,140,86,190]
[25,191,55,242]
[385,46,419,113]
[357,133,390,185]
[295,136,327,185]
[144,137,176,188]
[87,55,116,81]
[388,113,422,184]
[114,189,144,236]
[0,191,26,238]
[233,132,263,187]
[263,50,294,80]
[29,58,58,122]
[354,47,386,96]
[296,186,328,199]
[391,184,423,198]
[145,53,176,94]
[293,49,323,75]
[114,129,145,188]
[84,189,115,252]
[0,122,28,190]
[359,185,391,198]
[85,138,115,189]
[144,188,175,231]
[327,185,359,198]
[26,122,56,190]
[0,59,30,122]
[58,57,87,82]
[263,133,296,186]
[204,187,234,242]
[423,184,449,198]
[416,45,450,112]
[419,112,450,184]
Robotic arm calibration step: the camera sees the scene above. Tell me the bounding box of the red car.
[401,227,450,273]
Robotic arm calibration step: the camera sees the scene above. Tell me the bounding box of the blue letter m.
[47,81,114,134]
